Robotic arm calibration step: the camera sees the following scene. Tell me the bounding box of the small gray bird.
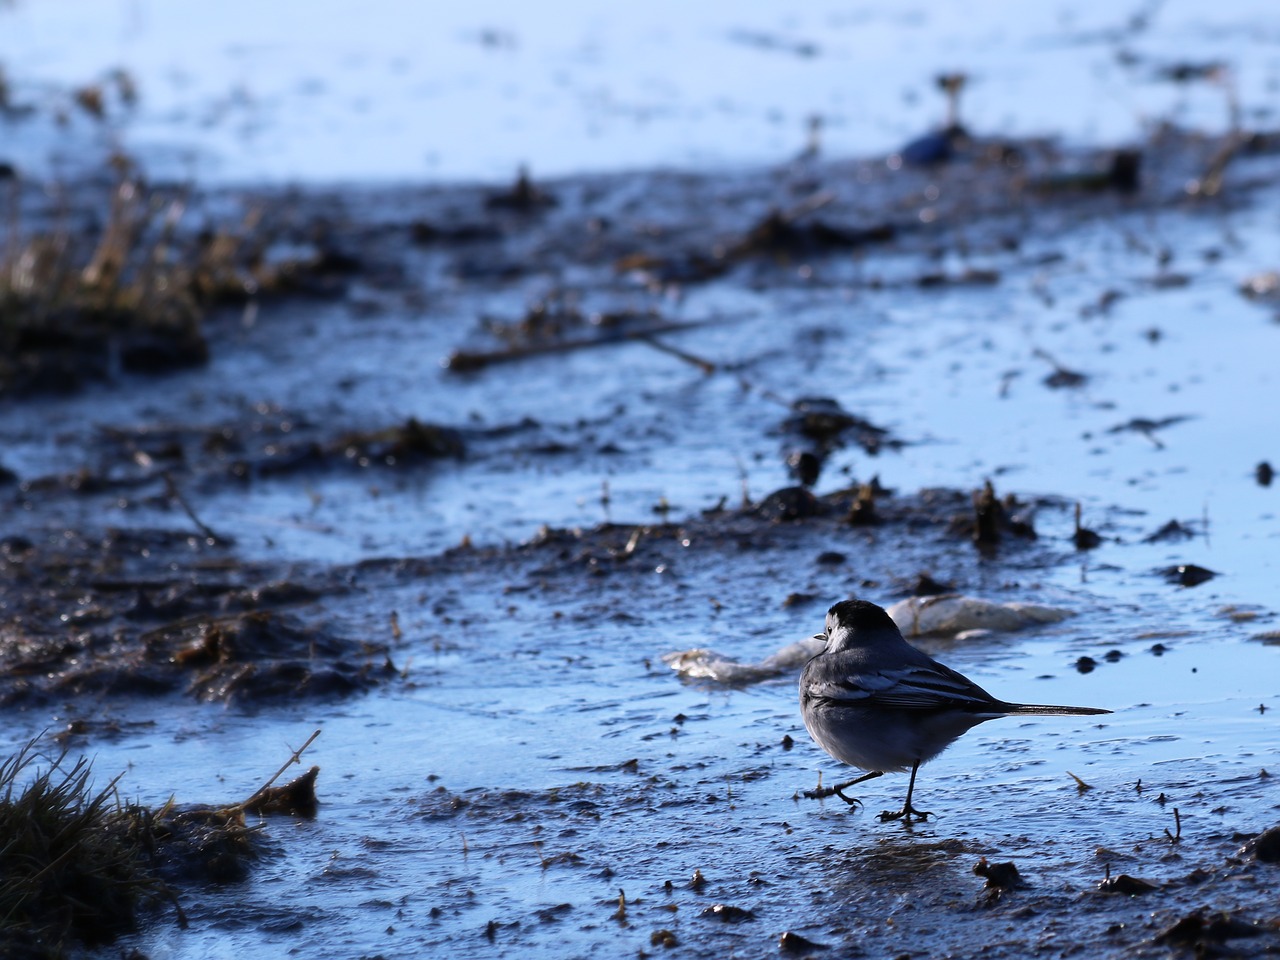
[799,598,1111,821]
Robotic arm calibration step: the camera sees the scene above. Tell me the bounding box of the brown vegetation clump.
[0,167,356,398]
[0,733,317,958]
[0,176,209,395]
[0,741,170,957]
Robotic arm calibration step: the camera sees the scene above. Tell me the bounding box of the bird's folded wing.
[805,663,1000,711]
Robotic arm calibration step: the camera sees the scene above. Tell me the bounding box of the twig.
[1197,136,1240,198]
[1164,806,1182,844]
[613,889,627,922]
[236,729,321,812]
[162,471,228,544]
[1066,770,1094,793]
[734,455,751,509]
[444,312,753,373]
[780,190,835,222]
[623,527,643,557]
[637,335,716,373]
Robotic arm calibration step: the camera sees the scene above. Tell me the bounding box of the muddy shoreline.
[3,115,1279,957]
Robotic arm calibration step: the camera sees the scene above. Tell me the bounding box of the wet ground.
[2,133,1278,956]
[3,5,1280,959]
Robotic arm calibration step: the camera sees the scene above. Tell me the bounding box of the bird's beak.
[812,632,828,645]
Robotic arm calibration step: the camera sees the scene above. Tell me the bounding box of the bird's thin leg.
[803,770,883,806]
[878,760,932,822]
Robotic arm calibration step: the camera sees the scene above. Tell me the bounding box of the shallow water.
[5,554,1276,958]
[5,175,1280,954]
[2,4,1280,959]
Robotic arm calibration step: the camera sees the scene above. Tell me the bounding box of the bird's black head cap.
[826,598,898,634]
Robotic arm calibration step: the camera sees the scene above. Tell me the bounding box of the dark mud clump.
[504,479,1065,589]
[142,610,388,701]
[780,397,899,487]
[949,479,1038,548]
[0,528,390,707]
[32,411,466,497]
[243,765,321,818]
[1159,563,1218,587]
[146,803,265,887]
[1154,909,1272,949]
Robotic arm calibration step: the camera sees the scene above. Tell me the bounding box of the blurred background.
[2,0,1274,183]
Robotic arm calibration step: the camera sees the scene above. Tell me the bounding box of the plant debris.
[0,732,318,957]
[1159,563,1217,587]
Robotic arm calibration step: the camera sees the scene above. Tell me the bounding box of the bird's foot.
[878,804,932,823]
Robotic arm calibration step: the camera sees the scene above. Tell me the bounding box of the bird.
[799,598,1111,822]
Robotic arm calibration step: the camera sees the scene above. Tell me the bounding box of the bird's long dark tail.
[1001,702,1111,716]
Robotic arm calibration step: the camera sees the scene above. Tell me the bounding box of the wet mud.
[0,526,388,707]
[3,98,1280,958]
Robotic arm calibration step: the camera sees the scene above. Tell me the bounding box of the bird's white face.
[823,610,841,644]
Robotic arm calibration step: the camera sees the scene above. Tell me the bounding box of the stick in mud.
[163,471,229,544]
[636,334,716,373]
[237,728,322,813]
[444,312,752,372]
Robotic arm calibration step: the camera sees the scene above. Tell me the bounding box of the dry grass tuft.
[0,740,170,957]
